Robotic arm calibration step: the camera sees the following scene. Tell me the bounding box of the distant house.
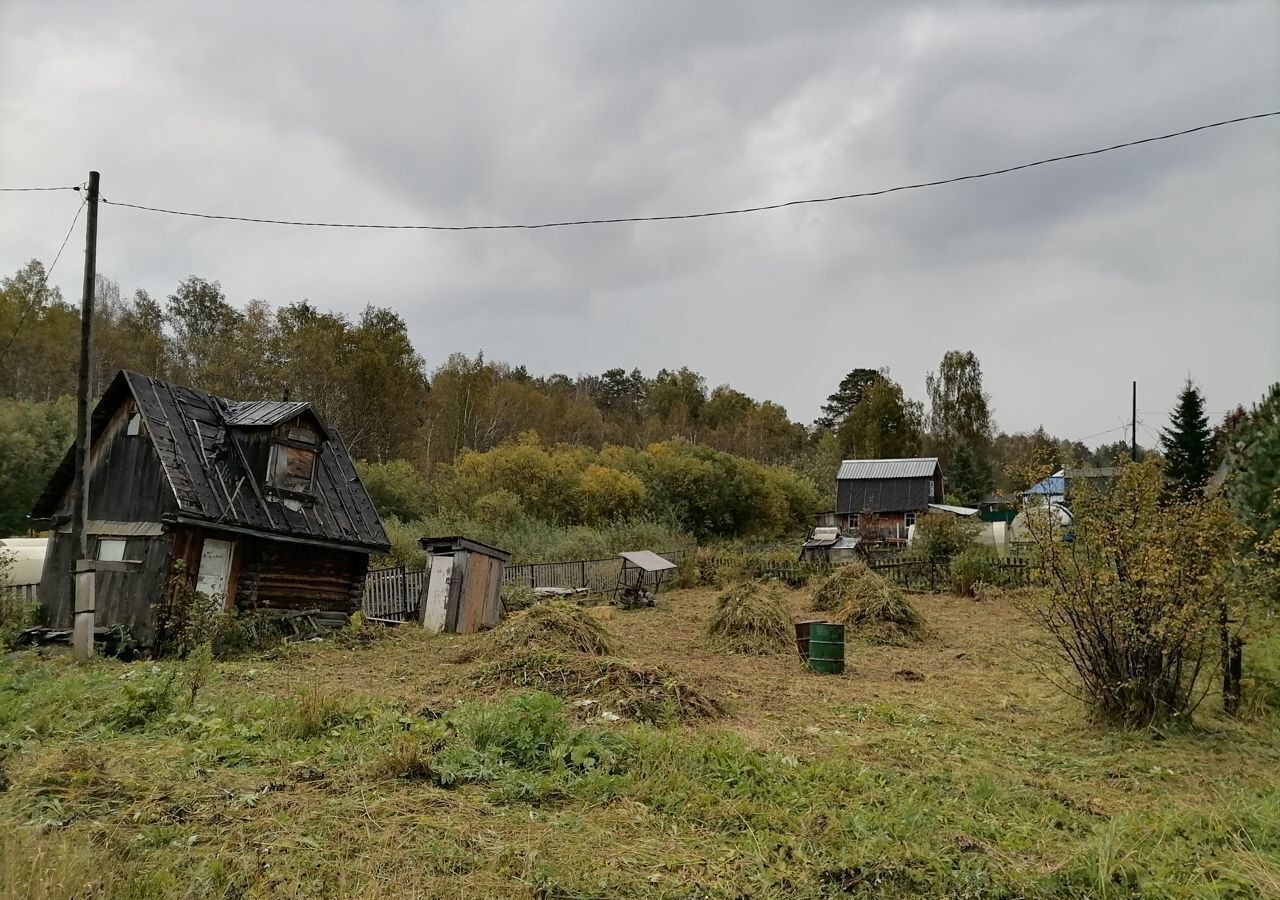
[31,371,390,649]
[1022,468,1115,507]
[835,457,945,542]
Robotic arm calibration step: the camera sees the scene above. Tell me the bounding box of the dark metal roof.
[837,458,939,480]
[32,371,389,552]
[223,400,314,428]
[837,477,932,515]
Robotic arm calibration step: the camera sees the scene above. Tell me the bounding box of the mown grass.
[2,589,1278,899]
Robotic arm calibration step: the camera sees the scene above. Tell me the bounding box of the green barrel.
[807,622,845,675]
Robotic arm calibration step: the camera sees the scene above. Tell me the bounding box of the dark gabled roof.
[32,371,389,552]
[224,400,314,428]
[837,478,932,515]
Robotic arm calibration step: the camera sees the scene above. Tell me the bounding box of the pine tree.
[1160,379,1214,497]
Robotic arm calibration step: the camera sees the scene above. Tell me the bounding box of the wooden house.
[835,457,944,542]
[31,371,390,649]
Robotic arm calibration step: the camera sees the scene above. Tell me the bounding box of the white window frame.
[97,538,127,562]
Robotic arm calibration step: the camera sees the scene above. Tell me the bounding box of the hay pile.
[487,601,613,655]
[474,651,724,724]
[813,566,930,646]
[707,582,792,655]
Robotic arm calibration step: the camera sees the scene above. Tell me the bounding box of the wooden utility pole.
[71,170,100,662]
[1131,381,1137,462]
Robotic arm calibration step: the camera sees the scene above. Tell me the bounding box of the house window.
[97,539,127,562]
[905,512,917,529]
[268,442,316,496]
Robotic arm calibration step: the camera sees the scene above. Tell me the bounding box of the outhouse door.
[420,553,454,633]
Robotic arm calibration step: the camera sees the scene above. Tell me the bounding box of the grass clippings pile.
[487,600,614,655]
[814,565,930,646]
[474,651,725,725]
[707,581,792,655]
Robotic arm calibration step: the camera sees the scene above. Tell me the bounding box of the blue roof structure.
[1026,475,1066,495]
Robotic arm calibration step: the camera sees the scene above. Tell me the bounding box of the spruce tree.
[1160,379,1213,497]
[946,442,993,506]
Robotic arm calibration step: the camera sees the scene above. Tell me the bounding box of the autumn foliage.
[1017,459,1246,728]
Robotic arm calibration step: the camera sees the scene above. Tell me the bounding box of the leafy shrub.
[103,670,178,731]
[949,547,1008,597]
[426,693,628,787]
[908,512,980,560]
[473,489,525,527]
[356,459,430,521]
[1,587,39,650]
[1016,460,1247,728]
[707,582,793,654]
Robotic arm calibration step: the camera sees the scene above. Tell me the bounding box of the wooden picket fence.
[362,549,694,621]
[362,566,425,621]
[868,554,1034,591]
[1,583,39,603]
[360,548,1037,621]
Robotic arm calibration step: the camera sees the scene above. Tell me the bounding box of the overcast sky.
[2,1,1277,444]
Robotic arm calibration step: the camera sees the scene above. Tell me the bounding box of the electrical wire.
[0,197,88,361]
[95,109,1280,231]
[0,185,80,192]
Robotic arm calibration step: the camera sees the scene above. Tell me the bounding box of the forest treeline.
[1,259,1186,547]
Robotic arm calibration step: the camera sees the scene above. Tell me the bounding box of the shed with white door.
[416,536,510,634]
[29,371,390,650]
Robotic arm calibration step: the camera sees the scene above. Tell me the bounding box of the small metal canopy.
[614,550,677,607]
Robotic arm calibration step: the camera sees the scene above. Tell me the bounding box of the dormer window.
[267,422,319,498]
[268,441,316,496]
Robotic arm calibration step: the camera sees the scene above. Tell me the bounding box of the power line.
[0,197,88,362]
[95,109,1280,232]
[1074,423,1132,444]
[0,185,79,192]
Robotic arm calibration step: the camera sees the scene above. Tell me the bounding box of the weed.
[102,668,178,731]
[287,685,360,739]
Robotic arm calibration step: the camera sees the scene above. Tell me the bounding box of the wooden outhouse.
[417,536,510,634]
[30,371,390,649]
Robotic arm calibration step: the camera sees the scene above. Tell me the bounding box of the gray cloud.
[2,0,1276,441]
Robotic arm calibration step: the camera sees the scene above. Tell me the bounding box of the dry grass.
[473,651,725,724]
[811,561,871,611]
[706,581,793,655]
[486,600,614,656]
[4,587,1277,898]
[813,565,930,645]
